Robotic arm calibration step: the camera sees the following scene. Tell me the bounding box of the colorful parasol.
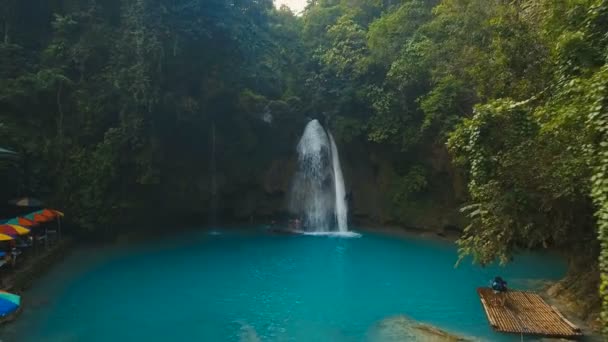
[0,234,14,241]
[0,291,20,317]
[33,213,52,223]
[40,209,58,219]
[26,209,64,222]
[0,225,30,236]
[6,217,39,228]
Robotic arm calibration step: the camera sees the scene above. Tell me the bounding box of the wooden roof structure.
[477,287,582,338]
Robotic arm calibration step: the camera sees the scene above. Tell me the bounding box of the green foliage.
[419,75,468,139]
[238,89,268,116]
[588,65,608,334]
[0,0,302,229]
[367,0,432,65]
[442,1,606,329]
[332,115,366,143]
[319,15,369,77]
[391,165,428,204]
[303,0,608,328]
[450,100,545,265]
[3,0,608,330]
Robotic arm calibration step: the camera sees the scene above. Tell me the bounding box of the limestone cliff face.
[169,114,466,231]
[222,158,296,220]
[208,134,466,232]
[339,141,466,231]
[142,104,466,231]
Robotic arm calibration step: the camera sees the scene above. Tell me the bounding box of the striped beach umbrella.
[40,209,58,219]
[5,217,39,228]
[28,213,52,224]
[0,225,30,236]
[26,209,64,222]
[0,234,14,241]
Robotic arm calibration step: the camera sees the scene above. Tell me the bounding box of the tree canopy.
[1,0,607,333]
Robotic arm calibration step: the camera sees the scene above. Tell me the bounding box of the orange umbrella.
[32,213,52,223]
[40,209,57,220]
[25,209,64,222]
[17,217,38,228]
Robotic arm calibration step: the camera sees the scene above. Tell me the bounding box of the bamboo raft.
[477,287,582,338]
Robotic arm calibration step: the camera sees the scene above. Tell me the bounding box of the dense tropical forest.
[0,0,607,333]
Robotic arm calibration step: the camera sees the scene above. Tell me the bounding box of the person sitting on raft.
[491,276,508,306]
[492,276,508,293]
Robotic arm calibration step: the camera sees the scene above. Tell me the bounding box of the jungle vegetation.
[0,0,607,332]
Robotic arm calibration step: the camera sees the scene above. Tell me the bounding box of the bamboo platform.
[477,287,582,338]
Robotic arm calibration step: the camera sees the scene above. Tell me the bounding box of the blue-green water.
[0,228,566,341]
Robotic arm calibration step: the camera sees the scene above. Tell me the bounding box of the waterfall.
[329,133,348,233]
[289,119,349,233]
[290,120,334,231]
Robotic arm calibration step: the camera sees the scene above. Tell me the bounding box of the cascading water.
[329,133,348,233]
[289,119,349,233]
[289,120,334,231]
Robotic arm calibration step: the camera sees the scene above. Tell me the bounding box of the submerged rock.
[368,315,471,342]
[238,322,261,342]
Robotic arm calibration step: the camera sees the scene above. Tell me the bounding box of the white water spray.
[289,119,349,233]
[329,133,348,233]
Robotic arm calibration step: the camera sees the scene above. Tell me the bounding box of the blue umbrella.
[0,291,20,317]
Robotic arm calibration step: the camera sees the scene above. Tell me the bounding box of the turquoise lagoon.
[0,228,566,341]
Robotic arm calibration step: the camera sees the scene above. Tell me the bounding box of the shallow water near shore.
[0,227,566,341]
